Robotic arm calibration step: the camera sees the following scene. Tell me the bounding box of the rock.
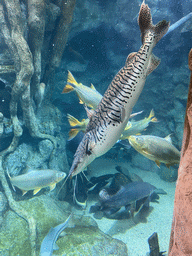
[38,139,54,160]
[0,192,8,214]
[0,211,31,255]
[174,83,188,100]
[4,143,32,176]
[0,195,128,255]
[131,151,159,173]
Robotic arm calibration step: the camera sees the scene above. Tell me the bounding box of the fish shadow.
[106,206,154,236]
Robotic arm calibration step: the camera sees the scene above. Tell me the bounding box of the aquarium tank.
[0,0,191,255]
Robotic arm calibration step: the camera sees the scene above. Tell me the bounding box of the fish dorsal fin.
[126,52,137,64]
[164,134,172,144]
[90,83,96,90]
[146,54,161,76]
[33,188,41,195]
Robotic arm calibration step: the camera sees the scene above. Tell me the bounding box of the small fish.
[120,109,157,140]
[40,214,72,256]
[68,1,169,178]
[62,71,102,109]
[9,169,66,195]
[128,134,180,168]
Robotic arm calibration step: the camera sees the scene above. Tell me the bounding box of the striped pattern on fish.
[69,0,170,177]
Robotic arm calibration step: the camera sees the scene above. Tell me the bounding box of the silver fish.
[40,214,72,256]
[68,0,169,177]
[10,169,66,195]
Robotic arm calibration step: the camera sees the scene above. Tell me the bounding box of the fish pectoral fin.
[86,140,95,155]
[33,188,41,195]
[78,97,84,104]
[126,52,137,64]
[124,122,132,130]
[49,183,56,191]
[141,148,151,156]
[146,54,161,76]
[155,160,161,168]
[53,243,59,250]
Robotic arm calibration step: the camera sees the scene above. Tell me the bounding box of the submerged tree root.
[0,0,76,254]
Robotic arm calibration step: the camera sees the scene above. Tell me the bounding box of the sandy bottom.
[84,157,176,256]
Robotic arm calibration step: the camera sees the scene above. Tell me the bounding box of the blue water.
[0,0,192,255]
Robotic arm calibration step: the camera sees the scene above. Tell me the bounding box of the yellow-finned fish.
[120,109,157,140]
[62,71,102,109]
[128,135,180,167]
[67,1,169,178]
[67,111,143,140]
[9,169,66,195]
[67,114,89,140]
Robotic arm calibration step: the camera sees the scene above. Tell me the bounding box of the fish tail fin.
[138,0,169,45]
[148,109,158,122]
[62,71,79,93]
[151,117,158,122]
[68,129,80,140]
[67,114,82,127]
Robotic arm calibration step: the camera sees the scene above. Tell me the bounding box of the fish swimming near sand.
[68,1,169,178]
[128,134,180,167]
[40,214,72,256]
[99,181,156,209]
[9,169,66,195]
[120,109,157,140]
[62,71,102,109]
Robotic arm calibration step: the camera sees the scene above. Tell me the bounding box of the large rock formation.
[169,49,192,255]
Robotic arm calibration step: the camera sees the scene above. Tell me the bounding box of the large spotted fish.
[69,0,169,177]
